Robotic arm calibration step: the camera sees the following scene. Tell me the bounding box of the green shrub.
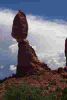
[3,84,57,100]
[61,88,67,100]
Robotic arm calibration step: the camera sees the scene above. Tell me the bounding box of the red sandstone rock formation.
[11,10,28,41]
[11,10,48,76]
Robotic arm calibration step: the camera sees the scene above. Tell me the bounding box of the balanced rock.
[11,10,47,76]
[11,10,28,41]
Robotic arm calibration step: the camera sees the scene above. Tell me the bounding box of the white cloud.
[9,43,18,54]
[0,9,16,26]
[10,65,16,72]
[0,9,67,72]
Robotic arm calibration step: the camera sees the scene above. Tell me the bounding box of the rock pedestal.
[16,40,44,76]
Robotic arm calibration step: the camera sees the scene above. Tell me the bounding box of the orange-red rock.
[11,10,28,41]
[16,40,48,76]
[11,10,48,76]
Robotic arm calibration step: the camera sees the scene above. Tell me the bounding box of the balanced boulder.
[11,10,28,41]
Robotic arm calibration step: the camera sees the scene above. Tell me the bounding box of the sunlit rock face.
[11,10,48,76]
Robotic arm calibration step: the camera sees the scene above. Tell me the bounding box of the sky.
[0,0,67,79]
[0,0,67,20]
